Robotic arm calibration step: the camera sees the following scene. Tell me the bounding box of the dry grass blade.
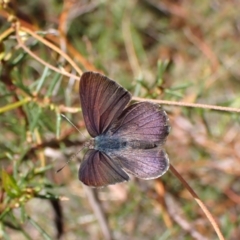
[169,164,225,240]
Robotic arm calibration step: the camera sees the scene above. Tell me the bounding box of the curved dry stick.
[15,29,77,79]
[0,27,15,42]
[14,23,81,80]
[83,186,113,240]
[21,26,82,76]
[169,164,225,240]
[133,97,240,114]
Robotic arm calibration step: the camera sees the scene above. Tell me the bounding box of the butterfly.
[79,71,170,187]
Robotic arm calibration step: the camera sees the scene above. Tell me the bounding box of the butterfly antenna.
[56,145,85,173]
[57,115,89,173]
[61,114,85,137]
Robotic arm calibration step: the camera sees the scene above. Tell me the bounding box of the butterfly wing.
[80,72,131,137]
[110,149,169,179]
[79,149,129,187]
[108,101,170,179]
[109,102,170,144]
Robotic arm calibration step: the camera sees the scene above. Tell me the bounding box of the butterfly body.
[95,134,159,152]
[94,135,128,152]
[79,71,170,187]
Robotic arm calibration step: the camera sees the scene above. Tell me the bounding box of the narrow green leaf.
[0,98,31,114]
[28,216,52,240]
[1,169,21,197]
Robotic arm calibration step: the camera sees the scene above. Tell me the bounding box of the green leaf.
[1,169,21,197]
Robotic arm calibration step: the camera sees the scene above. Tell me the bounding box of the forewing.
[111,149,169,179]
[109,102,170,144]
[80,72,131,137]
[79,149,129,187]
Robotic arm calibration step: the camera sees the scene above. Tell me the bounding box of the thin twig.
[0,27,15,42]
[15,30,77,79]
[14,23,81,80]
[133,97,240,113]
[169,164,225,240]
[165,193,208,240]
[21,26,82,76]
[83,186,113,240]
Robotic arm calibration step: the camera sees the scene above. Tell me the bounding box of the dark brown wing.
[108,102,170,179]
[109,102,170,144]
[79,150,129,187]
[111,149,169,179]
[80,72,131,137]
